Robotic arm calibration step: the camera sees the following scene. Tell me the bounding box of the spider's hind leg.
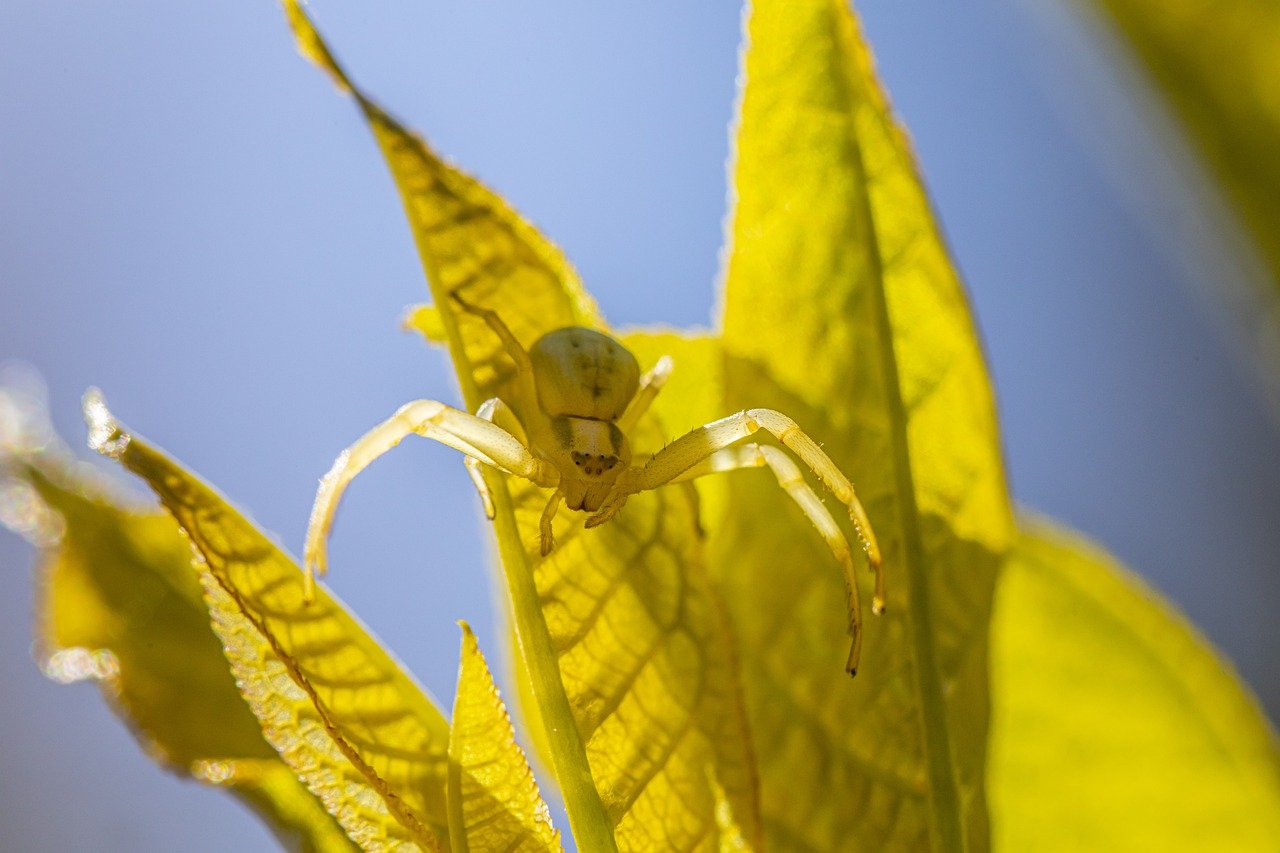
[633,409,884,675]
[670,443,867,675]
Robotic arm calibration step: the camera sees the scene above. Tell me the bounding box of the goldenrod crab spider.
[303,294,884,675]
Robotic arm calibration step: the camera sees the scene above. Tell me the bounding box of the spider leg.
[635,409,881,588]
[303,399,555,602]
[616,355,674,433]
[451,292,538,415]
[539,491,563,556]
[630,408,883,672]
[671,443,866,675]
[463,397,521,520]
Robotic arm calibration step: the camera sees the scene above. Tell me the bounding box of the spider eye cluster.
[570,451,618,477]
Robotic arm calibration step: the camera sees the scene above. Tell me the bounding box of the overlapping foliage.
[3,1,1277,850]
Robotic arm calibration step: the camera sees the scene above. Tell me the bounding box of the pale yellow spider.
[304,295,884,675]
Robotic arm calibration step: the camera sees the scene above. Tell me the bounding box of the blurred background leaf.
[1076,0,1280,410]
[989,518,1280,850]
[0,439,355,852]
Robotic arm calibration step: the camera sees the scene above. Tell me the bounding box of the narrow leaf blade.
[990,519,1280,848]
[716,1,1013,848]
[448,623,561,853]
[85,393,449,850]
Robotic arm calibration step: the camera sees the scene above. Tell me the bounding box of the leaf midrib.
[830,6,965,850]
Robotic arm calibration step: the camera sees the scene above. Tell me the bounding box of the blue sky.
[2,2,1277,849]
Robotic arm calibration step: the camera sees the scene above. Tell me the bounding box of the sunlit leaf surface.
[283,4,761,849]
[990,519,1280,849]
[448,623,561,852]
[83,395,450,851]
[712,0,1014,848]
[1,449,354,853]
[1085,0,1280,372]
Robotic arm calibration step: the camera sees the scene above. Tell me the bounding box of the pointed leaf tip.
[449,623,561,852]
[281,0,351,94]
[81,388,129,459]
[101,423,451,848]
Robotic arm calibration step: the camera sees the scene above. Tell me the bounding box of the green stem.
[417,220,617,853]
[484,480,619,852]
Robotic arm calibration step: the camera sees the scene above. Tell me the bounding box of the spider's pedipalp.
[539,491,563,556]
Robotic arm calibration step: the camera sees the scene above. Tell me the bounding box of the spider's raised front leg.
[670,443,868,674]
[619,408,883,675]
[303,399,556,602]
[617,355,674,433]
[450,292,538,416]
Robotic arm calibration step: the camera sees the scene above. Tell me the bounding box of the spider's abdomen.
[530,327,640,421]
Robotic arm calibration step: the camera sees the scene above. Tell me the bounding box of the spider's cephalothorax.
[529,328,636,512]
[303,295,885,675]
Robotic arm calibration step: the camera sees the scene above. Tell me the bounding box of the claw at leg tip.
[872,597,886,616]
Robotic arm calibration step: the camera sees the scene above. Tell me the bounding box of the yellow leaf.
[282,5,762,849]
[989,519,1280,849]
[1084,0,1280,394]
[83,391,449,851]
[448,623,561,853]
[0,445,354,852]
[714,0,1013,848]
